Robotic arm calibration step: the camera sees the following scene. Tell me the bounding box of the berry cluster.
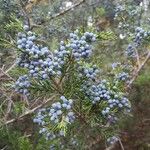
[51,41,71,77]
[114,4,140,21]
[115,72,129,81]
[1,0,14,13]
[2,0,9,10]
[34,116,59,141]
[107,136,119,145]
[125,27,150,58]
[16,26,72,80]
[70,137,78,146]
[50,144,56,150]
[33,108,58,141]
[82,80,111,104]
[83,32,96,42]
[125,44,136,57]
[68,31,96,60]
[17,31,36,50]
[114,5,125,19]
[78,65,99,80]
[14,75,30,96]
[49,96,75,124]
[102,96,130,115]
[134,27,150,47]
[16,31,58,79]
[82,80,131,120]
[33,108,47,126]
[33,96,75,140]
[111,62,121,70]
[14,26,96,96]
[129,9,138,16]
[118,22,129,29]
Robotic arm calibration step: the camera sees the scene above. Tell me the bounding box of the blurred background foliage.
[0,0,150,149]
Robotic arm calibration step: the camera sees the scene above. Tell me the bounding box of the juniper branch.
[3,95,56,126]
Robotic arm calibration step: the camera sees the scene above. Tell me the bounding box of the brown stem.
[127,51,150,89]
[118,138,125,150]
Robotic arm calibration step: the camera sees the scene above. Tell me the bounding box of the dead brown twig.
[31,0,85,29]
[50,0,85,19]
